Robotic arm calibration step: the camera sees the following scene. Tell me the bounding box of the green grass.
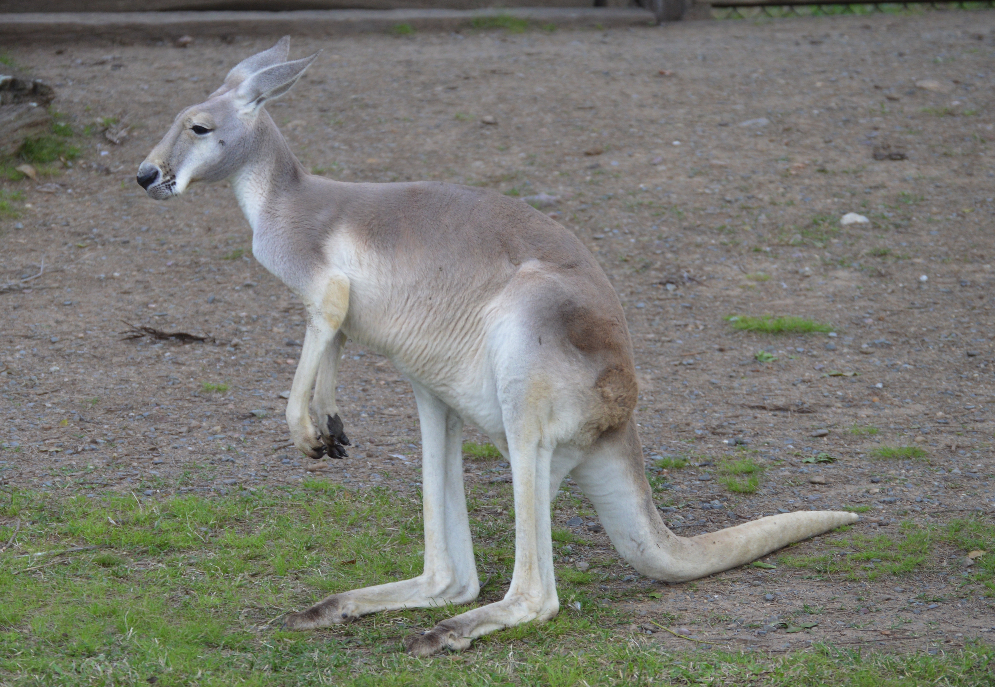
[0,488,993,684]
[222,248,246,261]
[745,272,771,282]
[471,14,530,32]
[719,458,764,494]
[200,381,230,394]
[872,446,927,461]
[755,350,778,363]
[463,442,502,460]
[17,134,80,165]
[454,112,475,121]
[849,424,880,436]
[727,315,834,335]
[780,517,995,589]
[0,189,24,219]
[389,23,415,35]
[0,112,81,181]
[843,505,872,513]
[654,456,688,470]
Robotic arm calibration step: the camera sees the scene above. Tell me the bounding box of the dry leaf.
[968,550,986,560]
[15,164,36,180]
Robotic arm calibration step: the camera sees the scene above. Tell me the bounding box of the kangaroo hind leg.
[284,382,478,629]
[404,377,560,656]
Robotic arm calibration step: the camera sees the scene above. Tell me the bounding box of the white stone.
[840,212,869,225]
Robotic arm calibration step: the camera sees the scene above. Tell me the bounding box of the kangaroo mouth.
[145,176,178,200]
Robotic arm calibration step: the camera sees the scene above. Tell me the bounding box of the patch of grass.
[719,458,763,493]
[0,52,17,68]
[755,350,778,363]
[654,456,688,470]
[200,381,229,394]
[849,424,880,436]
[843,505,872,513]
[454,112,475,121]
[0,189,25,218]
[471,14,530,32]
[782,516,995,589]
[551,528,585,545]
[745,272,771,282]
[463,442,501,460]
[721,474,760,493]
[222,247,246,261]
[868,247,891,258]
[557,567,594,585]
[781,521,932,580]
[793,214,839,246]
[0,487,993,683]
[727,315,834,334]
[389,23,415,35]
[872,445,927,460]
[17,134,80,165]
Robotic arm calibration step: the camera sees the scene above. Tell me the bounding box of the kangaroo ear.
[234,52,320,112]
[219,36,292,91]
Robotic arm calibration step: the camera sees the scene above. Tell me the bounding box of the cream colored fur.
[138,37,858,657]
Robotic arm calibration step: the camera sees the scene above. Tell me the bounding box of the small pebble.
[765,594,775,601]
[825,343,836,351]
[575,561,590,572]
[811,429,829,438]
[481,115,497,125]
[870,476,881,483]
[840,212,869,225]
[566,516,583,526]
[809,475,827,485]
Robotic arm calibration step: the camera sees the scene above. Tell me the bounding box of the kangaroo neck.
[229,109,306,235]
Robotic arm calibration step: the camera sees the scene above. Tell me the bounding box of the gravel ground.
[1,10,994,653]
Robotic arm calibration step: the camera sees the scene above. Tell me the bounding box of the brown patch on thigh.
[587,365,637,437]
[554,299,637,439]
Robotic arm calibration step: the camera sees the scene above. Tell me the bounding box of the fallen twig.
[14,559,63,575]
[0,255,45,293]
[0,518,20,553]
[260,610,290,628]
[119,321,216,344]
[743,403,817,414]
[648,619,712,644]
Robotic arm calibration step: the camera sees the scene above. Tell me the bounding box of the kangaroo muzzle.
[136,163,160,191]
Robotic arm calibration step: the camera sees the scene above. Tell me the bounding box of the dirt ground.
[1,10,994,656]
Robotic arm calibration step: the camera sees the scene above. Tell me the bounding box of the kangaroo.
[138,37,857,656]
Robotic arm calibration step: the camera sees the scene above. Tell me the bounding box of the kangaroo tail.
[570,422,857,583]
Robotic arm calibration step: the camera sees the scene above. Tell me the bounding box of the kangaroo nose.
[136,164,160,190]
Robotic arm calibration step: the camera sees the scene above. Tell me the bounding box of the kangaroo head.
[137,36,319,200]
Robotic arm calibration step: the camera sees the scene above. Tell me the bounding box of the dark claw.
[321,413,350,459]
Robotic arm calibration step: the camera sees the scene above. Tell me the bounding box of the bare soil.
[1,11,994,655]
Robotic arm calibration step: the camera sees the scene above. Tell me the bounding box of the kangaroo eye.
[191,125,212,135]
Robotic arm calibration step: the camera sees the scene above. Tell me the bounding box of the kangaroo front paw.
[289,420,326,460]
[283,595,358,630]
[403,622,472,657]
[319,413,351,459]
